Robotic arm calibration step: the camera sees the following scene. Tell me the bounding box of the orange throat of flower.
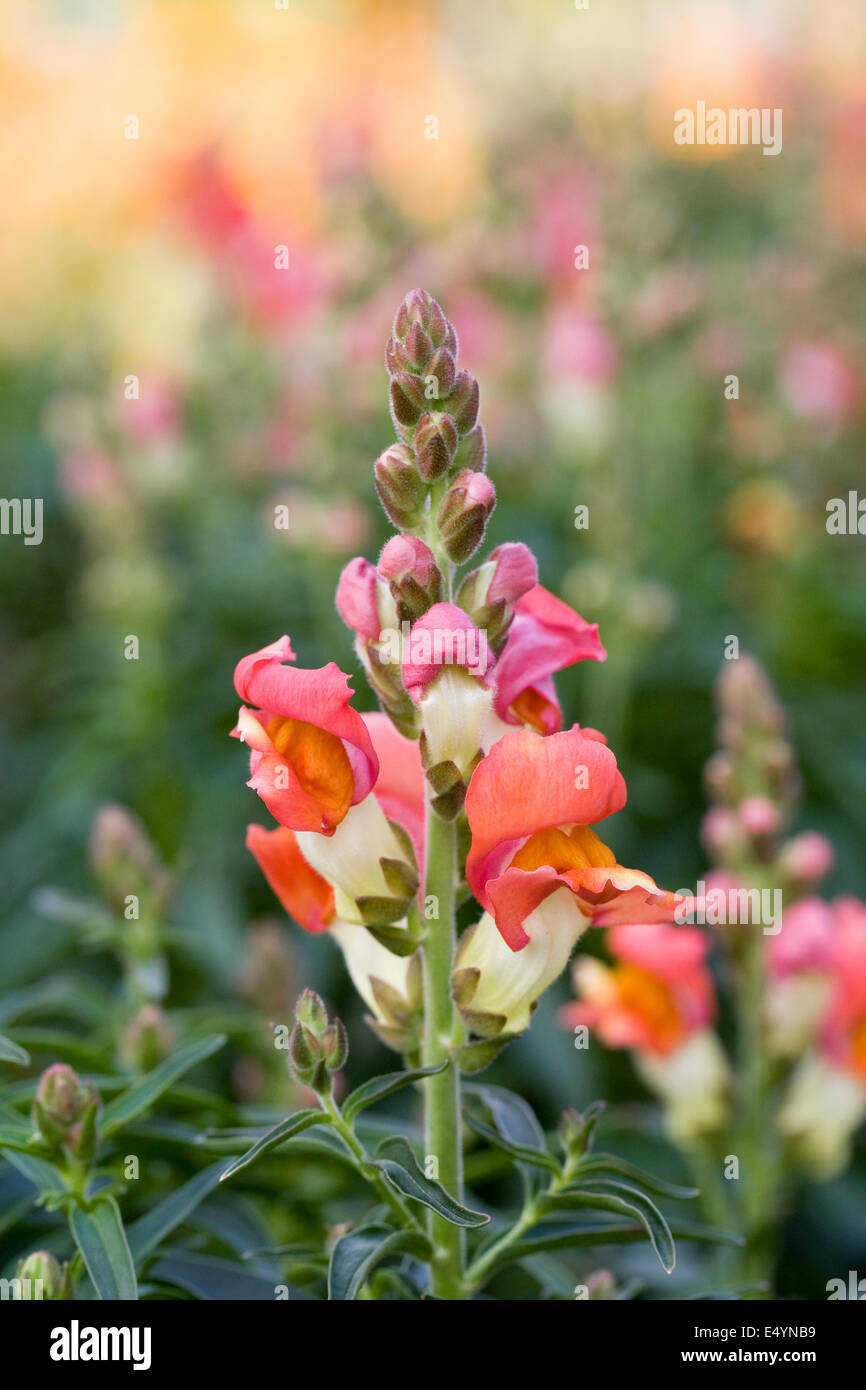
[266,715,354,832]
[509,686,555,734]
[510,823,618,877]
[850,1014,866,1083]
[613,963,685,1055]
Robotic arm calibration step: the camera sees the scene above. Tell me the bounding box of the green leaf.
[450,1035,518,1074]
[328,1223,431,1300]
[473,1214,741,1285]
[126,1162,226,1264]
[463,1110,559,1173]
[0,1033,29,1066]
[464,1084,553,1193]
[342,1062,447,1124]
[373,1136,489,1228]
[546,1185,676,1273]
[576,1155,699,1201]
[0,1126,38,1153]
[219,1110,329,1182]
[149,1252,279,1300]
[70,1196,138,1300]
[2,1149,67,1199]
[465,1083,547,1153]
[101,1034,227,1137]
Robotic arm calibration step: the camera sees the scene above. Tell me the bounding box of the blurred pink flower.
[564,921,716,1058]
[779,340,858,424]
[543,307,617,385]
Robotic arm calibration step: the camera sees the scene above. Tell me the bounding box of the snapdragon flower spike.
[232,636,378,835]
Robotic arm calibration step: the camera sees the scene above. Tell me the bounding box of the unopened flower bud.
[414,411,458,481]
[778,831,834,887]
[321,1018,349,1072]
[118,1004,175,1072]
[288,1021,327,1091]
[335,557,382,641]
[397,288,434,335]
[459,543,538,613]
[704,751,735,801]
[390,372,427,428]
[452,423,487,472]
[426,298,456,352]
[700,806,744,860]
[738,795,781,840]
[89,804,170,912]
[425,346,457,399]
[445,370,480,434]
[437,470,496,563]
[378,535,442,621]
[404,320,434,370]
[586,1269,616,1300]
[374,443,427,529]
[33,1064,101,1156]
[295,988,328,1036]
[16,1251,64,1300]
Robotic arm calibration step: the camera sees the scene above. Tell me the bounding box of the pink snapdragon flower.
[563,922,715,1058]
[232,636,378,835]
[492,585,606,734]
[465,726,679,952]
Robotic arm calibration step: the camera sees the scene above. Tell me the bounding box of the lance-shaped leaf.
[126,1162,226,1264]
[342,1062,447,1124]
[0,1033,29,1066]
[544,1185,676,1273]
[219,1110,329,1182]
[373,1136,489,1227]
[474,1216,742,1283]
[102,1034,227,1137]
[328,1223,432,1300]
[3,1149,67,1200]
[464,1083,547,1152]
[463,1110,559,1173]
[575,1155,699,1201]
[70,1195,138,1300]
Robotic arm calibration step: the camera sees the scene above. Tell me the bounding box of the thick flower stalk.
[231,290,680,1298]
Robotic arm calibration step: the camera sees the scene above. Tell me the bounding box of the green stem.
[465,1154,579,1293]
[320,1092,423,1233]
[736,919,778,1294]
[422,807,464,1299]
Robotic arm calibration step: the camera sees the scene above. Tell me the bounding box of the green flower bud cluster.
[288,990,349,1094]
[376,289,493,563]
